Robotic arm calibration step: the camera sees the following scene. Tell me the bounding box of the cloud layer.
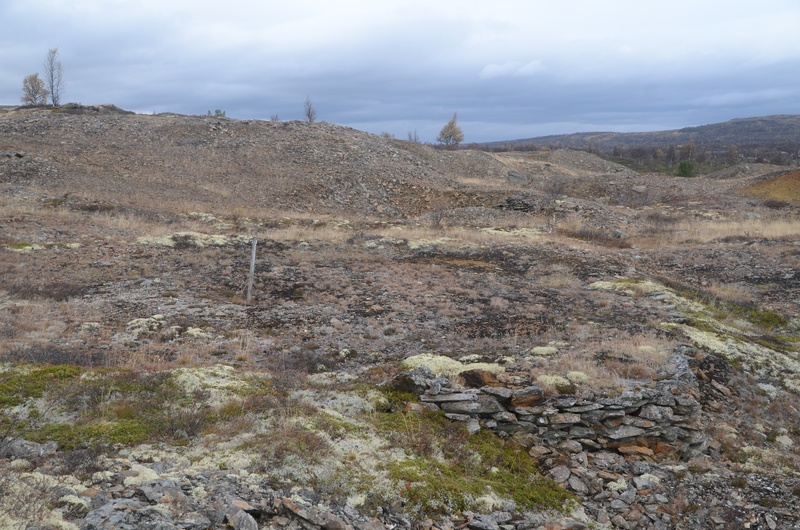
[3,0,800,142]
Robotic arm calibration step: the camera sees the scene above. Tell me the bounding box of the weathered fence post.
[247,237,257,301]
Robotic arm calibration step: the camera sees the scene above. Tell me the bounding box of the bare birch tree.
[304,96,317,123]
[43,48,66,107]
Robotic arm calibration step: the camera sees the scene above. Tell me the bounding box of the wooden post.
[247,237,257,301]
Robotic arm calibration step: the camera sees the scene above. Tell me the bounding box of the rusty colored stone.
[460,369,500,388]
[617,444,654,456]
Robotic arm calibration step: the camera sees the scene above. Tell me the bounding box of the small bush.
[0,470,61,527]
[1,281,90,301]
[763,199,790,209]
[171,234,198,249]
[51,443,112,478]
[677,160,695,178]
[730,476,747,488]
[566,226,632,248]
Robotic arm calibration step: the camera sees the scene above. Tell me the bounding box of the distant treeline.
[479,140,800,166]
[475,115,800,166]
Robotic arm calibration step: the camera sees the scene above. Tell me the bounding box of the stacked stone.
[397,355,707,459]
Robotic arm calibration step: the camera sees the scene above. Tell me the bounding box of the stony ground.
[1,107,800,530]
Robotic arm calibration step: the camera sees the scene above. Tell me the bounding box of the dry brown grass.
[661,217,800,244]
[707,282,755,305]
[737,170,800,204]
[527,331,677,391]
[254,224,351,243]
[539,272,581,289]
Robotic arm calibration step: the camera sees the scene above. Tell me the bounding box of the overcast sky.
[2,0,800,142]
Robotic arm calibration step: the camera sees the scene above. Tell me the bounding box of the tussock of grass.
[563,225,632,248]
[1,281,91,302]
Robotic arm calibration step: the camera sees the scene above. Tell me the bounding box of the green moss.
[29,419,150,450]
[0,365,82,407]
[377,386,418,411]
[313,414,365,438]
[753,336,797,353]
[665,279,789,331]
[759,497,780,508]
[7,241,32,249]
[684,317,718,334]
[765,431,779,443]
[372,412,574,515]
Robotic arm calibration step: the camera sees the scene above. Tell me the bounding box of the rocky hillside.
[1,108,800,530]
[0,107,511,218]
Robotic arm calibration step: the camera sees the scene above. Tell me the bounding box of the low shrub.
[763,199,790,209]
[565,226,632,248]
[1,281,90,301]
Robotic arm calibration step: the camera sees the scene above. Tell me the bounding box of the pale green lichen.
[537,375,571,387]
[530,346,559,356]
[184,212,218,223]
[589,279,665,297]
[79,322,101,333]
[407,238,457,250]
[364,237,404,249]
[126,314,166,337]
[58,495,90,511]
[184,327,211,339]
[566,371,589,384]
[639,473,661,484]
[172,364,251,405]
[136,232,252,248]
[480,227,541,238]
[402,354,504,376]
[473,492,506,512]
[347,494,367,507]
[123,464,161,487]
[607,478,628,491]
[680,325,800,392]
[307,372,358,385]
[10,459,32,471]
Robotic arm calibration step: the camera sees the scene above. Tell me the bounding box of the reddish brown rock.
[460,369,501,388]
[404,402,424,415]
[508,386,544,407]
[618,444,654,456]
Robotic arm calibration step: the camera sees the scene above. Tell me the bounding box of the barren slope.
[736,170,800,204]
[0,112,511,218]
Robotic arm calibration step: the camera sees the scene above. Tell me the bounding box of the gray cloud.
[3,0,800,142]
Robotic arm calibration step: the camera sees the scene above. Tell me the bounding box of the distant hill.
[484,115,800,150]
